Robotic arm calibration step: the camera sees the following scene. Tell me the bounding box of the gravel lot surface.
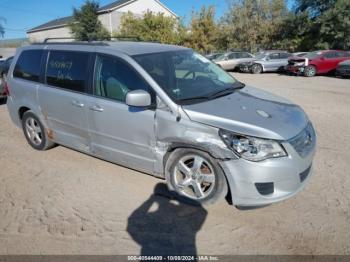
[0,73,349,255]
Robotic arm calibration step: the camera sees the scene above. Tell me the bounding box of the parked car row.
[207,49,350,78]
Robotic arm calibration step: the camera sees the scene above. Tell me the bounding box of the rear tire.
[251,64,263,74]
[22,111,55,151]
[165,148,228,206]
[304,65,317,77]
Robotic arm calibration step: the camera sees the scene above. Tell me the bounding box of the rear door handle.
[89,105,104,112]
[72,100,85,108]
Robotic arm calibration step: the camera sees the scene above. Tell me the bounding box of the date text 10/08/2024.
[127,256,220,261]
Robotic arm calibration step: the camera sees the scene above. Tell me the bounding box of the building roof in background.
[27,0,134,33]
[27,16,74,33]
[27,0,177,34]
[98,0,133,12]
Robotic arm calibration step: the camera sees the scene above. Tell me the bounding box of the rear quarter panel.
[6,49,43,128]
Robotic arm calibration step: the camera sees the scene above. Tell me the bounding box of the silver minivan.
[6,42,316,207]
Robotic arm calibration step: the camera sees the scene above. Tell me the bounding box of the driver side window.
[94,54,155,103]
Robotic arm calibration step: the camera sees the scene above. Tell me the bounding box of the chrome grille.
[289,123,316,158]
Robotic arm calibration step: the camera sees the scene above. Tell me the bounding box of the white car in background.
[214,51,255,71]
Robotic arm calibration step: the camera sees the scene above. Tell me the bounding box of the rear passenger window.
[239,53,252,58]
[14,50,43,82]
[279,53,290,59]
[228,53,238,59]
[324,52,337,59]
[269,53,280,60]
[46,51,89,93]
[337,52,350,58]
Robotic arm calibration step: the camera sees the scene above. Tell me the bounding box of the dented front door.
[86,96,156,174]
[86,53,156,174]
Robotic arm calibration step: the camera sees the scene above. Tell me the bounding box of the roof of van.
[105,41,190,55]
[29,41,190,56]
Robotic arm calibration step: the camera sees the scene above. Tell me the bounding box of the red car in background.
[287,50,350,77]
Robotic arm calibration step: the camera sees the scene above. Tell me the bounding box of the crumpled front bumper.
[220,140,316,207]
[286,65,305,74]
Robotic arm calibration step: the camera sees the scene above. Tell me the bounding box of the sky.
[0,0,294,40]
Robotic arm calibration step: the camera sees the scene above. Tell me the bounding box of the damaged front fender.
[153,108,238,177]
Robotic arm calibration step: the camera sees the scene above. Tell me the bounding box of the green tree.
[295,0,337,16]
[312,0,350,50]
[116,11,186,45]
[281,0,350,51]
[219,0,288,52]
[70,0,110,41]
[186,6,218,54]
[272,12,310,51]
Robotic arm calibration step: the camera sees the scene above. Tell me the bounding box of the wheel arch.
[18,106,31,120]
[252,63,264,72]
[162,142,237,167]
[162,143,236,205]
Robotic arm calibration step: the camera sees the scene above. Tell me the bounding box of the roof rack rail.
[32,36,147,46]
[32,37,109,46]
[42,36,141,43]
[110,36,141,41]
[43,37,77,43]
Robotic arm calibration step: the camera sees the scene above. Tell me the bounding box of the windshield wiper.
[177,96,211,103]
[177,82,246,104]
[207,82,245,99]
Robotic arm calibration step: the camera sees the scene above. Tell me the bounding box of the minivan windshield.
[133,50,243,105]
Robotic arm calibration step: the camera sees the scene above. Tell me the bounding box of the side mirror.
[126,90,151,107]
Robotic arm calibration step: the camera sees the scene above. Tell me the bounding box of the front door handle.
[89,105,104,112]
[72,100,84,108]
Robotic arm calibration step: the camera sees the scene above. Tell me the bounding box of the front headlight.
[219,130,287,162]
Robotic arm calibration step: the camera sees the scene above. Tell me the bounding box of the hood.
[182,86,309,140]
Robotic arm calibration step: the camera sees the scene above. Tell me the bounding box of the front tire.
[251,64,263,74]
[165,148,228,205]
[304,65,317,77]
[22,111,54,151]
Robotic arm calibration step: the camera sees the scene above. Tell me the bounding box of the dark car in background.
[287,50,350,77]
[0,56,14,77]
[336,60,350,78]
[0,56,14,98]
[239,51,292,74]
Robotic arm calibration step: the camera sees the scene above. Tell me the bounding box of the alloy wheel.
[173,154,216,200]
[252,64,262,74]
[305,66,316,77]
[25,117,43,146]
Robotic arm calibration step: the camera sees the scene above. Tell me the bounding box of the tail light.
[3,81,10,96]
